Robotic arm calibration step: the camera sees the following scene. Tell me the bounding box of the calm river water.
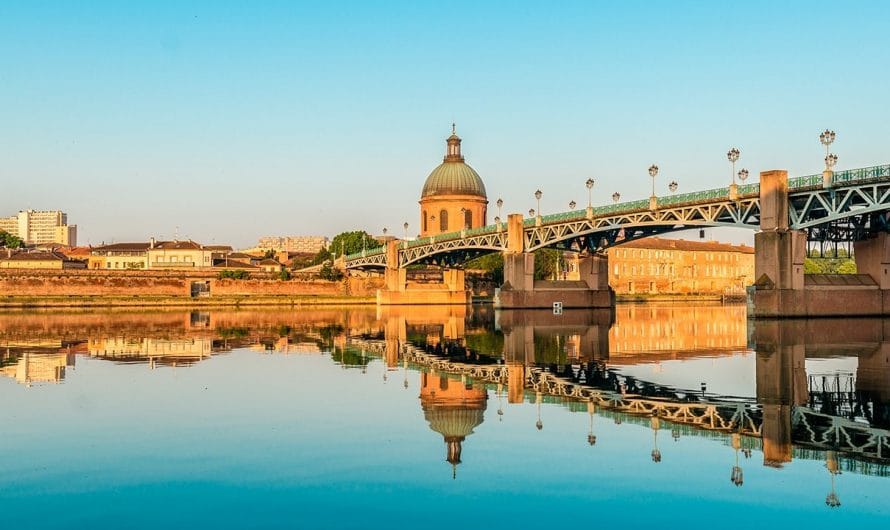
[1,304,888,528]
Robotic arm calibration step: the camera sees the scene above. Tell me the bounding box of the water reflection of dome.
[420,371,487,478]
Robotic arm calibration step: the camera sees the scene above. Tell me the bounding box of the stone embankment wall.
[0,270,191,297]
[0,270,383,302]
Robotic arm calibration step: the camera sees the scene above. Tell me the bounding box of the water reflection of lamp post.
[730,432,744,487]
[535,391,543,430]
[825,451,841,508]
[587,401,597,446]
[497,383,504,421]
[402,357,408,389]
[648,165,659,211]
[650,416,662,463]
[727,147,740,200]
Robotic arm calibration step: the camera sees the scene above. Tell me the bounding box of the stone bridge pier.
[377,240,469,305]
[495,214,615,309]
[752,170,890,317]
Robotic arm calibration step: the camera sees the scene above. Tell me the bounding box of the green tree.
[319,262,344,282]
[219,269,250,280]
[329,231,382,258]
[277,269,292,281]
[0,231,24,249]
[465,252,504,284]
[310,247,333,266]
[534,249,565,280]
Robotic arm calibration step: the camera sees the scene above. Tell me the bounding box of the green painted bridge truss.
[344,164,890,270]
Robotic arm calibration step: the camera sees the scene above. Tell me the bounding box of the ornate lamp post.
[821,129,837,188]
[383,227,388,237]
[738,168,749,184]
[727,147,741,200]
[820,129,836,161]
[402,222,409,248]
[494,216,502,232]
[496,198,503,220]
[585,178,595,218]
[648,165,659,210]
[528,208,536,218]
[534,189,543,226]
[668,180,678,193]
[569,200,577,210]
[612,192,621,203]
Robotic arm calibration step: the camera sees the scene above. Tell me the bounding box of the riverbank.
[0,294,377,308]
[616,293,746,303]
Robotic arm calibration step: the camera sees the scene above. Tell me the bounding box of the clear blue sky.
[1,1,888,247]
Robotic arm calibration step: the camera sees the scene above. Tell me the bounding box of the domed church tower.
[419,126,489,237]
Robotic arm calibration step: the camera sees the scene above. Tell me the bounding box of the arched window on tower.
[464,209,472,229]
[423,211,428,233]
[440,210,448,232]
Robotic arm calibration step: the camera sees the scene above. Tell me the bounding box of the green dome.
[421,128,487,199]
[422,161,487,198]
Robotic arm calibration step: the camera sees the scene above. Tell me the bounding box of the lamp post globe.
[612,192,621,203]
[668,180,678,193]
[569,200,577,210]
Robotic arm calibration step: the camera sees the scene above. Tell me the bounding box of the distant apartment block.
[0,210,77,246]
[256,236,329,254]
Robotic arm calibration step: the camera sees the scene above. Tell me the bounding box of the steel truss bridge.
[345,164,890,269]
[348,336,890,474]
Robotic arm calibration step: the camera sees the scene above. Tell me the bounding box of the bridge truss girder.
[790,182,890,233]
[524,197,761,252]
[399,231,508,268]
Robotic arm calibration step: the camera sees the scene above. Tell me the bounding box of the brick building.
[603,237,754,295]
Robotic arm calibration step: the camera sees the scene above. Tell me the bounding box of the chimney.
[150,237,156,249]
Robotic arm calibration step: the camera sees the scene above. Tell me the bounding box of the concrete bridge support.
[752,170,890,317]
[377,240,469,305]
[494,214,614,309]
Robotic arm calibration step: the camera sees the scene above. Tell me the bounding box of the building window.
[464,209,472,229]
[439,210,448,232]
[423,211,428,233]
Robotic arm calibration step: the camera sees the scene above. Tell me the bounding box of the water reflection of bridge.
[353,306,890,477]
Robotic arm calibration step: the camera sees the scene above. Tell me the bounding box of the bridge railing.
[344,246,385,261]
[789,164,890,189]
